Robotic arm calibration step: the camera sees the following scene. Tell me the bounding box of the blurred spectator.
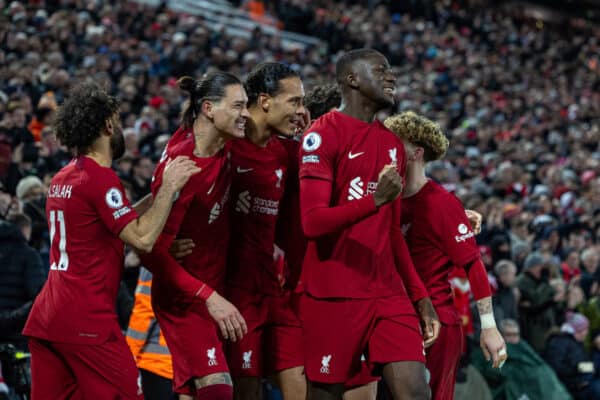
[0,214,45,351]
[128,156,154,202]
[580,248,600,298]
[27,107,54,143]
[492,260,519,323]
[15,176,47,251]
[517,252,565,352]
[472,319,571,400]
[545,313,600,400]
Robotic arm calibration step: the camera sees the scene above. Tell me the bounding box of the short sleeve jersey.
[298,110,409,300]
[401,180,480,324]
[23,157,138,344]
[227,137,289,295]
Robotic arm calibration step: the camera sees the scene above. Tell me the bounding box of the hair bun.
[177,76,196,93]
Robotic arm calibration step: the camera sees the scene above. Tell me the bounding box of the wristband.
[480,313,496,329]
[195,284,214,301]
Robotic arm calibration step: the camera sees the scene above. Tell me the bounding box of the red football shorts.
[152,291,229,395]
[426,323,463,400]
[227,288,303,377]
[29,331,142,400]
[301,294,425,383]
[345,359,380,389]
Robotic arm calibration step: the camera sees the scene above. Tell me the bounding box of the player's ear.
[201,100,214,119]
[104,117,114,136]
[346,73,359,89]
[258,93,270,112]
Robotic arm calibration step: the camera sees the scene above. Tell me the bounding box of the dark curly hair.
[244,62,299,105]
[178,71,242,128]
[54,82,119,155]
[305,84,341,119]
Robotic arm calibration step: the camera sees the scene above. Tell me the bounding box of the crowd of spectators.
[0,0,599,398]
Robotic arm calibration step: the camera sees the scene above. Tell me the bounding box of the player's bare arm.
[120,156,200,252]
[132,193,153,215]
[205,291,248,342]
[476,296,507,368]
[415,297,441,347]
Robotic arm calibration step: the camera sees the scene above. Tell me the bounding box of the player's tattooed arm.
[476,296,493,316]
[477,296,507,369]
[194,373,233,388]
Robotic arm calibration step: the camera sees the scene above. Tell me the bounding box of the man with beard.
[298,49,439,400]
[22,82,200,400]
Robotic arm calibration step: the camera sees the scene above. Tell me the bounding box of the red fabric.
[196,384,233,400]
[300,178,378,238]
[391,198,429,302]
[274,137,305,290]
[227,137,289,295]
[29,333,143,400]
[301,294,424,384]
[152,293,229,395]
[227,288,302,377]
[466,258,492,301]
[401,180,480,325]
[426,324,463,400]
[298,110,412,300]
[449,273,474,335]
[143,136,231,301]
[24,157,138,344]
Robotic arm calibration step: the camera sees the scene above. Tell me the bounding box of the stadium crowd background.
[0,0,599,398]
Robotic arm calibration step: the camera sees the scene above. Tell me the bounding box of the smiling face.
[264,76,306,137]
[353,53,396,109]
[211,83,250,140]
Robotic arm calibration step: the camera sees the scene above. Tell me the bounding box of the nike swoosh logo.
[236,167,254,173]
[348,152,364,159]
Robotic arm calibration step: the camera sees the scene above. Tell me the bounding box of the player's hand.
[169,238,195,261]
[465,209,482,234]
[481,327,507,368]
[205,291,248,342]
[416,297,441,348]
[162,156,201,193]
[374,164,403,207]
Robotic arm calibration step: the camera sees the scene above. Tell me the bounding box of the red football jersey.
[401,180,480,324]
[23,157,138,344]
[298,110,410,299]
[227,137,288,295]
[275,136,305,291]
[147,136,232,295]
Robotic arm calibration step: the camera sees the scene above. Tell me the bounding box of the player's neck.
[402,164,428,198]
[246,109,271,147]
[192,122,226,157]
[86,139,112,167]
[337,97,379,123]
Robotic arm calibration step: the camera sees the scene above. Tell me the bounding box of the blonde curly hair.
[384,111,449,162]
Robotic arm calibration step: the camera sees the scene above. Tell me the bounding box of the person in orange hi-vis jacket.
[126,267,192,400]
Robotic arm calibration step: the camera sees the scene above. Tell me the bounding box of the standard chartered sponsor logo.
[235,190,279,215]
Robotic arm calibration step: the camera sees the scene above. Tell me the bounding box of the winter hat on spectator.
[523,252,545,270]
[16,176,43,201]
[561,312,589,335]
